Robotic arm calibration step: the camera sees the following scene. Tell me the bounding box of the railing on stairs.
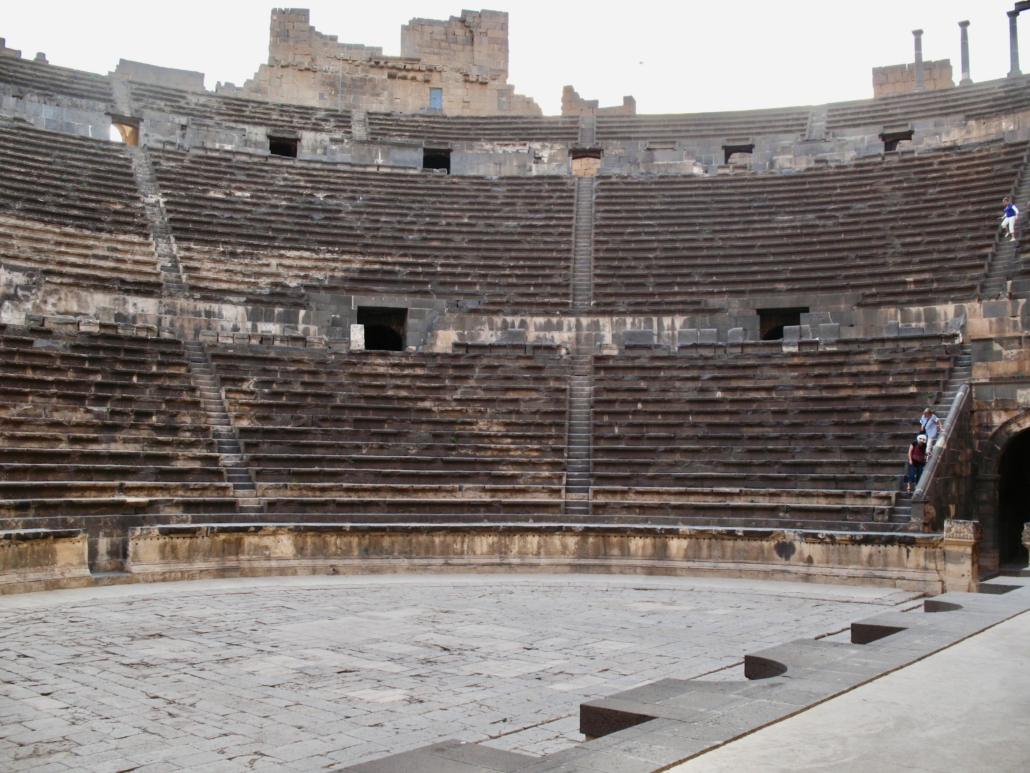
[910,383,971,529]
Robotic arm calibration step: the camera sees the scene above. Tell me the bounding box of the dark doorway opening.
[423,148,451,173]
[880,130,914,152]
[998,429,1030,568]
[358,307,407,352]
[723,144,755,165]
[269,137,298,158]
[758,307,809,341]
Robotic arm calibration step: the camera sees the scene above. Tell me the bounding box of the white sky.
[0,1,1022,115]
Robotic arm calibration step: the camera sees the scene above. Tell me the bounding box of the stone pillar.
[1009,11,1022,78]
[975,473,1001,572]
[913,29,925,91]
[959,21,972,85]
[349,324,365,352]
[1022,523,1030,575]
[942,519,982,593]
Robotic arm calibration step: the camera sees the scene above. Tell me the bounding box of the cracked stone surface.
[0,574,918,772]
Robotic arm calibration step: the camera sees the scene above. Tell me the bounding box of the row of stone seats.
[126,81,352,136]
[0,326,234,549]
[825,74,1030,132]
[0,120,163,294]
[149,147,575,311]
[209,345,569,515]
[366,113,581,143]
[596,106,811,142]
[0,54,113,104]
[592,141,1025,311]
[588,337,955,528]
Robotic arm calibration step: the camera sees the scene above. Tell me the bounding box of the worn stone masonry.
[217,8,540,116]
[873,58,955,96]
[562,85,636,116]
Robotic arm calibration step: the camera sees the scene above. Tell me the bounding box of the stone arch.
[976,410,1030,571]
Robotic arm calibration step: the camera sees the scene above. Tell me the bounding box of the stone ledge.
[0,528,91,594]
[125,522,955,593]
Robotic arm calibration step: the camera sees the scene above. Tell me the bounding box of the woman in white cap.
[907,434,928,493]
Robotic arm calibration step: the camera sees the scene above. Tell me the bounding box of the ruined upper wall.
[219,8,539,116]
[401,10,508,80]
[873,59,954,97]
[562,86,635,117]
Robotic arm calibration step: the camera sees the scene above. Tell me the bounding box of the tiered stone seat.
[0,121,163,294]
[211,345,569,520]
[127,81,352,135]
[592,141,1026,311]
[589,337,955,530]
[149,148,575,311]
[0,327,234,555]
[596,107,810,142]
[0,55,113,103]
[825,75,1030,132]
[366,113,581,143]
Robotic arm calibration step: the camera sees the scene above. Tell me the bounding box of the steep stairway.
[128,146,187,296]
[183,342,263,516]
[981,146,1030,298]
[572,176,595,311]
[565,355,593,516]
[804,106,827,141]
[892,343,973,524]
[579,114,596,146]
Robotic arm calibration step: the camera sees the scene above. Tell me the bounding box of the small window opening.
[108,115,139,146]
[881,130,914,152]
[357,307,407,352]
[269,137,298,158]
[423,148,451,173]
[429,87,443,110]
[723,144,754,165]
[759,307,809,341]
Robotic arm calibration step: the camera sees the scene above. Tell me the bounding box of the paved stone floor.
[0,574,919,773]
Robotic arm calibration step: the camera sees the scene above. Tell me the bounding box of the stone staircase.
[892,343,973,524]
[183,342,263,516]
[565,355,593,516]
[128,146,187,296]
[805,106,828,141]
[579,114,596,146]
[981,145,1030,298]
[572,176,595,311]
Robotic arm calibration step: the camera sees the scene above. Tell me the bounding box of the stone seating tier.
[366,113,581,143]
[591,342,953,505]
[596,107,811,142]
[825,75,1030,131]
[0,55,114,103]
[127,81,352,136]
[149,148,575,311]
[0,121,162,294]
[593,141,1026,310]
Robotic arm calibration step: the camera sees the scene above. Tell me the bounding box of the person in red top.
[907,434,928,493]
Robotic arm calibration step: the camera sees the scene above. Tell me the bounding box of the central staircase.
[565,355,593,516]
[183,342,263,516]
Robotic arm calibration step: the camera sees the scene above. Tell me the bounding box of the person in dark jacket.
[907,434,928,493]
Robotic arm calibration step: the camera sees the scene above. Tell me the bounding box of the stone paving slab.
[0,574,917,772]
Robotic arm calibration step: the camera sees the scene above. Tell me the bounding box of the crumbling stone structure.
[561,85,636,116]
[217,8,540,116]
[873,59,955,97]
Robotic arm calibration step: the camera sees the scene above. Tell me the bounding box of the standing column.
[1009,10,1021,77]
[913,29,925,91]
[959,21,972,85]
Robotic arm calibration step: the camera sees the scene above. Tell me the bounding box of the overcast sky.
[0,1,1022,115]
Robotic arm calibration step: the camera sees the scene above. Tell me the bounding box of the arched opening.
[357,307,407,352]
[998,429,1030,569]
[758,307,808,341]
[363,324,404,352]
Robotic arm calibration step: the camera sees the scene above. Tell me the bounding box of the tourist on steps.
[1001,197,1019,241]
[907,434,928,493]
[920,407,943,456]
